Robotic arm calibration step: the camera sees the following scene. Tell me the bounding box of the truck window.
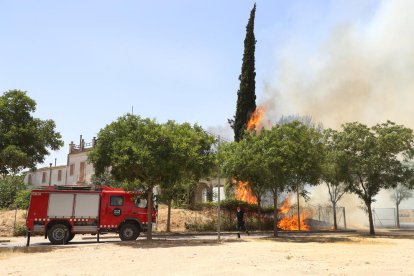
[110,196,124,206]
[135,198,147,208]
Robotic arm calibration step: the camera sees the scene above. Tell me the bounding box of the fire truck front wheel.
[119,223,139,241]
[48,224,70,245]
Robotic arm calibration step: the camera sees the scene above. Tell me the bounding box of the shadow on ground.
[262,230,414,243]
[0,245,57,258]
[261,235,354,243]
[115,238,245,249]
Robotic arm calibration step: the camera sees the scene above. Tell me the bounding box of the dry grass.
[155,204,213,232]
[0,209,26,237]
[0,205,211,236]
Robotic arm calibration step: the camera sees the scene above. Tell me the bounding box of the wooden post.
[14,204,18,233]
[26,231,31,247]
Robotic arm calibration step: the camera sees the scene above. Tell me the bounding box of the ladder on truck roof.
[39,185,95,191]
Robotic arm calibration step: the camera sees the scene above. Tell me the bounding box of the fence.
[277,204,347,230]
[373,208,414,228]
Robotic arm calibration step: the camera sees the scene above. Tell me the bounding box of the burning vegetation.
[246,106,266,131]
[235,181,257,204]
[234,107,265,204]
[278,195,312,231]
[235,107,313,231]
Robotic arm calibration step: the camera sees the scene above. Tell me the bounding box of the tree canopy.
[337,121,414,235]
[88,114,216,238]
[320,129,348,230]
[0,90,63,176]
[220,121,323,236]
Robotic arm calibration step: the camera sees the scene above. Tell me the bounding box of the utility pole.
[297,184,301,231]
[48,163,52,186]
[217,135,221,240]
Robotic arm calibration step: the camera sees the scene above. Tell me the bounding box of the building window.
[42,172,46,183]
[69,164,74,176]
[58,170,62,181]
[28,174,32,185]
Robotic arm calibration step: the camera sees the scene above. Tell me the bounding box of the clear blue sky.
[0,0,379,167]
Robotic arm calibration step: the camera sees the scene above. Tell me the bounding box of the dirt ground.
[1,232,413,275]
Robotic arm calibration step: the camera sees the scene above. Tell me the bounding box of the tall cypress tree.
[230,3,257,142]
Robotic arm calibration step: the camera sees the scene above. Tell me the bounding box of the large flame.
[235,181,257,204]
[247,106,266,132]
[278,194,311,231]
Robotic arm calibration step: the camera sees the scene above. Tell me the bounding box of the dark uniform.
[236,208,249,238]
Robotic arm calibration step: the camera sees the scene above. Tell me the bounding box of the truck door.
[100,193,125,228]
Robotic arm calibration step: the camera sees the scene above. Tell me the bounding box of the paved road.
[0,232,267,249]
[1,229,412,250]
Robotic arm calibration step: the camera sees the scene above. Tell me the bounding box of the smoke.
[262,0,414,129]
[306,185,369,229]
[206,124,234,142]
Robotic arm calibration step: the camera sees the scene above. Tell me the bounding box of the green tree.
[230,4,257,142]
[159,121,216,232]
[220,133,267,227]
[0,175,25,208]
[90,171,122,188]
[262,122,322,236]
[390,183,413,228]
[0,90,63,176]
[279,122,323,231]
[338,121,414,235]
[221,121,322,236]
[321,129,347,230]
[88,115,215,239]
[89,115,164,240]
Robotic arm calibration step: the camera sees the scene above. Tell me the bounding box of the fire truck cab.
[26,185,156,245]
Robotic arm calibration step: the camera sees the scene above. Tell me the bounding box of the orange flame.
[277,195,311,231]
[235,181,257,204]
[279,195,291,214]
[247,106,266,132]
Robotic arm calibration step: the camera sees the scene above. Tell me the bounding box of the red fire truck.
[26,185,156,245]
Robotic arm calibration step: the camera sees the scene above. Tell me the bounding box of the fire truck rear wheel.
[119,223,139,241]
[48,224,69,245]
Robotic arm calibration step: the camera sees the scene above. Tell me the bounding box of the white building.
[24,135,225,203]
[24,136,96,187]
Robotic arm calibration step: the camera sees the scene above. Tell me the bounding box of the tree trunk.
[166,198,172,232]
[297,186,301,231]
[273,190,278,237]
[396,204,400,228]
[146,189,153,240]
[367,201,375,235]
[332,201,337,230]
[257,198,262,231]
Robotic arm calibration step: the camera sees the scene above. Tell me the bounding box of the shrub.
[13,223,27,236]
[0,176,25,208]
[14,189,31,209]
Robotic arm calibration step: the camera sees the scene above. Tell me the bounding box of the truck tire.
[119,223,139,241]
[66,233,75,242]
[48,224,69,245]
